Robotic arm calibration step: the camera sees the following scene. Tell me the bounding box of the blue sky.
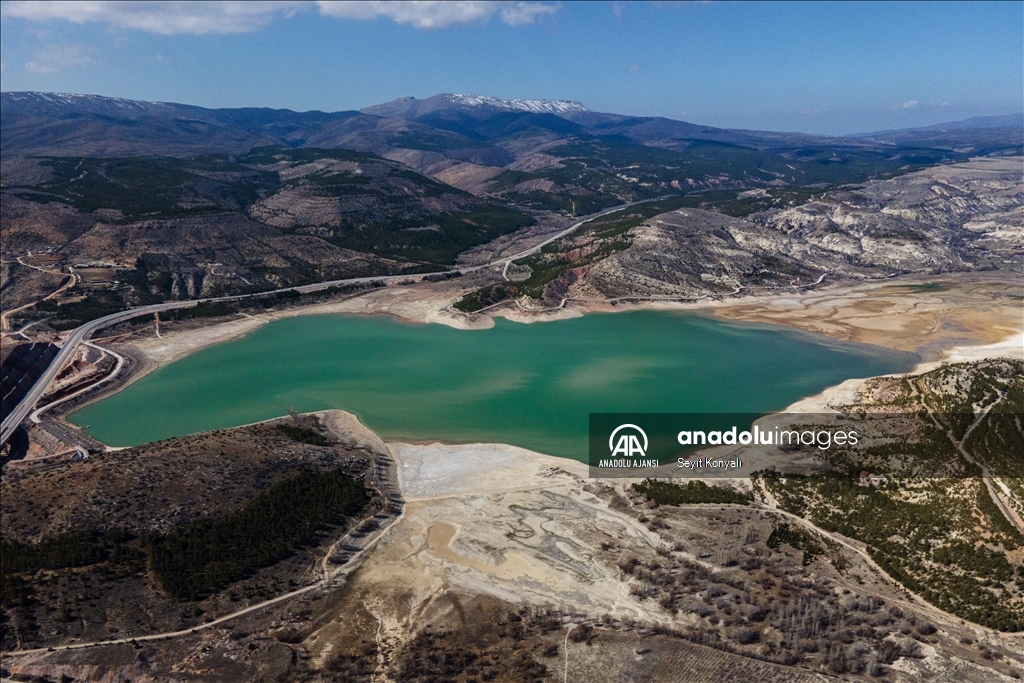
[1,1,1021,135]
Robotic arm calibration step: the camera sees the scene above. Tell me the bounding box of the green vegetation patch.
[326,205,534,265]
[296,282,389,299]
[34,291,126,330]
[764,472,1023,630]
[632,479,752,506]
[387,169,466,197]
[484,169,542,192]
[298,170,374,189]
[452,283,517,313]
[758,360,1024,631]
[765,522,825,566]
[166,302,237,320]
[1,530,145,577]
[384,131,491,153]
[2,468,370,605]
[13,155,278,218]
[147,467,367,600]
[502,190,623,215]
[460,195,717,311]
[1,531,147,612]
[276,424,331,446]
[704,187,825,217]
[452,227,633,312]
[13,147,533,271]
[238,146,380,165]
[901,282,950,293]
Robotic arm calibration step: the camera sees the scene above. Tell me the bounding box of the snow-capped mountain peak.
[446,94,588,114]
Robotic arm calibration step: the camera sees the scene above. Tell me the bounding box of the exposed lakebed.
[70,311,917,460]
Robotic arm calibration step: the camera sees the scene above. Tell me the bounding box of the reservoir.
[69,311,917,460]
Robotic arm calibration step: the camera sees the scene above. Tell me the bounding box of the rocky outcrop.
[753,158,1023,273]
[572,158,1023,301]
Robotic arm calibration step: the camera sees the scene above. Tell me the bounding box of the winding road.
[0,270,76,332]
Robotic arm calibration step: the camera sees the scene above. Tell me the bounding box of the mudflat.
[704,272,1022,359]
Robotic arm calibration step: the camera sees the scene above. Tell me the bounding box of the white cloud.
[317,1,490,28]
[2,1,560,33]
[626,63,644,73]
[24,43,92,73]
[317,1,559,29]
[500,2,559,26]
[896,99,919,110]
[3,1,308,35]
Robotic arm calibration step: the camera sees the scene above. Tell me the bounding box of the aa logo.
[609,424,648,458]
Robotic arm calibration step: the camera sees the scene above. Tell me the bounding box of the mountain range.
[4,91,1021,162]
[2,91,1021,321]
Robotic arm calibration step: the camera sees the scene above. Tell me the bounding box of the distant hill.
[0,91,366,156]
[918,113,1023,130]
[857,113,1024,135]
[851,113,1024,153]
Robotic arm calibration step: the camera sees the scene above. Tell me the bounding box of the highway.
[1,300,192,445]
[0,200,651,446]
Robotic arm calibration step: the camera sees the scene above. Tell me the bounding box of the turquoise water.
[70,311,917,460]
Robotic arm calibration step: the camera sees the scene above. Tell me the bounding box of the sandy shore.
[131,272,1021,369]
[702,273,1022,358]
[131,281,486,365]
[391,441,588,501]
[783,327,1024,413]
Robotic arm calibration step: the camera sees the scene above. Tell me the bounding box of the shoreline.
[125,271,1022,366]
[781,327,1024,413]
[55,271,1022,454]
